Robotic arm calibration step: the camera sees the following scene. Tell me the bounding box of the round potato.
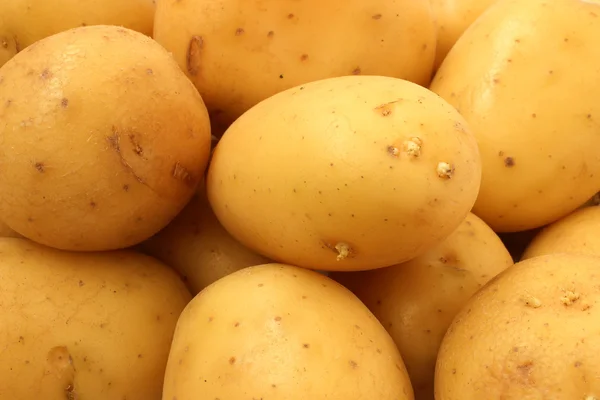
[331,213,513,400]
[0,25,212,251]
[522,206,600,260]
[141,181,270,295]
[0,237,191,400]
[0,0,155,67]
[430,0,498,70]
[163,263,414,399]
[435,253,600,399]
[207,75,481,271]
[429,0,600,232]
[153,0,437,131]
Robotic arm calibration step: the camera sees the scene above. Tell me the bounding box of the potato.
[435,253,600,399]
[0,0,155,67]
[0,237,191,399]
[141,181,270,295]
[163,263,414,399]
[429,0,600,232]
[207,75,481,271]
[153,0,437,130]
[0,25,212,251]
[430,0,498,70]
[522,206,600,260]
[331,213,513,400]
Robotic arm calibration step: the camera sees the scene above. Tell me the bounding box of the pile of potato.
[0,0,599,399]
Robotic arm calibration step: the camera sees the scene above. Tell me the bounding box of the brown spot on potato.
[14,36,21,52]
[89,201,96,208]
[60,98,69,108]
[107,128,145,184]
[1,37,7,48]
[186,36,204,76]
[40,69,52,80]
[349,360,358,369]
[129,134,144,156]
[146,68,153,75]
[235,28,245,36]
[229,356,236,365]
[287,13,295,19]
[5,99,12,108]
[65,384,77,400]
[122,184,129,192]
[234,322,240,327]
[387,146,400,157]
[267,30,275,37]
[352,67,361,75]
[372,14,382,19]
[34,162,45,173]
[504,157,515,167]
[300,54,309,61]
[303,343,310,349]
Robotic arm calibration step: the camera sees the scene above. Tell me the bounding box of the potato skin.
[429,0,600,232]
[163,263,414,400]
[0,0,155,67]
[522,206,600,260]
[141,182,271,295]
[0,238,191,400]
[0,25,212,251]
[430,0,497,70]
[331,213,512,400]
[207,75,481,271]
[435,253,600,399]
[153,0,436,130]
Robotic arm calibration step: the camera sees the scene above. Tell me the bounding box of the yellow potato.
[0,25,211,251]
[435,253,600,399]
[153,0,437,130]
[141,182,270,295]
[207,75,482,271]
[163,263,414,399]
[0,0,155,67]
[522,206,600,260]
[331,213,513,400]
[430,0,600,232]
[430,0,498,70]
[0,238,191,399]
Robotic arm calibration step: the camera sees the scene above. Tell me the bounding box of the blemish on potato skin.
[267,31,275,37]
[61,98,69,108]
[403,137,422,157]
[172,162,195,186]
[40,69,52,80]
[352,67,361,75]
[521,294,542,308]
[504,157,515,167]
[349,360,358,369]
[561,290,580,306]
[372,13,382,19]
[235,28,245,36]
[229,356,236,365]
[34,162,45,173]
[89,201,97,208]
[122,184,129,192]
[14,35,21,52]
[186,36,204,76]
[300,54,309,61]
[436,162,454,179]
[387,146,400,157]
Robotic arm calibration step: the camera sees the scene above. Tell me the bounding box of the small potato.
[435,253,600,399]
[430,0,600,232]
[430,0,498,70]
[0,0,155,67]
[331,213,513,400]
[153,0,437,130]
[0,25,211,251]
[141,182,270,295]
[522,206,600,260]
[163,263,414,400]
[207,75,481,271]
[0,238,191,400]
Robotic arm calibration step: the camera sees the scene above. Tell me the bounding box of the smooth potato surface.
[154,0,437,130]
[207,75,481,271]
[430,0,600,232]
[163,263,414,400]
[0,25,211,251]
[332,213,512,399]
[0,0,155,67]
[435,253,600,399]
[0,238,191,400]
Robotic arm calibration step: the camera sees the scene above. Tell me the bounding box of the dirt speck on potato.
[186,36,204,76]
[504,157,515,167]
[387,146,400,157]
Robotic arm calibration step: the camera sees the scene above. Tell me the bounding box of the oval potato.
[430,0,498,70]
[0,25,211,251]
[429,0,600,232]
[522,206,600,260]
[163,263,414,400]
[0,0,155,67]
[435,253,600,399]
[141,182,271,295]
[153,0,437,130]
[331,213,513,399]
[207,75,482,271]
[0,238,191,400]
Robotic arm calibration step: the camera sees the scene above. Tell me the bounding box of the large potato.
[141,181,270,295]
[522,206,600,260]
[435,253,600,399]
[207,75,482,271]
[331,213,513,400]
[0,238,191,399]
[429,0,600,232]
[430,0,497,70]
[0,0,155,67]
[0,25,211,251]
[163,263,414,399]
[153,0,437,131]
